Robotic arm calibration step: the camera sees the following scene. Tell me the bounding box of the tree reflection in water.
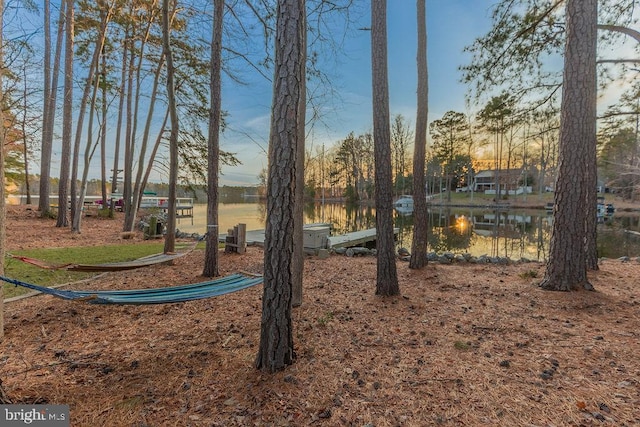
[183,202,640,261]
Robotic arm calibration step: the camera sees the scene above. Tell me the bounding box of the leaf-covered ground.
[1,206,639,426]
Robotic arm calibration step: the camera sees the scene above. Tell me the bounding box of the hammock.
[0,273,263,305]
[8,241,198,272]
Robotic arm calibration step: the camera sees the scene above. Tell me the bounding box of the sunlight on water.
[10,194,639,260]
[177,203,640,260]
[177,203,267,234]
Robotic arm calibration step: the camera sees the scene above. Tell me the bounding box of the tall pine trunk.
[56,0,74,228]
[73,62,102,233]
[410,0,429,269]
[132,55,165,216]
[162,0,178,255]
[72,5,112,233]
[124,14,155,232]
[100,47,108,207]
[39,0,52,213]
[203,0,224,277]
[21,69,31,204]
[39,0,64,216]
[122,39,135,231]
[111,29,129,196]
[256,0,305,372]
[585,122,599,270]
[540,0,597,291]
[292,2,307,307]
[371,0,399,296]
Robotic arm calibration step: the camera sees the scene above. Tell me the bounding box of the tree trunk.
[122,39,135,231]
[39,0,64,216]
[371,0,399,296]
[292,6,306,307]
[21,67,31,204]
[585,115,599,270]
[256,0,305,373]
[72,5,112,233]
[410,0,429,269]
[73,57,103,233]
[111,29,129,196]
[100,47,108,207]
[540,0,597,291]
[132,55,165,215]
[56,0,74,228]
[585,154,599,270]
[140,109,169,196]
[39,0,51,212]
[203,0,224,278]
[125,14,156,232]
[162,0,178,255]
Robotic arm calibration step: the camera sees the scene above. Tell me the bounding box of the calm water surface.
[176,201,640,261]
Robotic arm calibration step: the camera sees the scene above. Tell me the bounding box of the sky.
[9,1,498,188]
[15,1,637,188]
[217,1,497,186]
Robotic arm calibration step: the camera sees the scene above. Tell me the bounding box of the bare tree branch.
[598,24,640,43]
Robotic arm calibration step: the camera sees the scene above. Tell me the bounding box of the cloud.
[244,114,271,132]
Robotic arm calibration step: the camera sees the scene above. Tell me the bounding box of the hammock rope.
[0,273,263,305]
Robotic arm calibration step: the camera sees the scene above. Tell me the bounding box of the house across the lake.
[471,169,532,195]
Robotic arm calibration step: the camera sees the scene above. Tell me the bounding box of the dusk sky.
[14,2,501,187]
[15,2,635,187]
[12,2,540,187]
[217,1,497,186]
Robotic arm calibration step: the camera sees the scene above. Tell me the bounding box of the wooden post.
[225,227,235,252]
[237,223,246,254]
[224,224,246,253]
[149,216,157,239]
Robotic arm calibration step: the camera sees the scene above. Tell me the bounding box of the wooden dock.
[219,226,397,250]
[139,197,194,224]
[327,228,399,249]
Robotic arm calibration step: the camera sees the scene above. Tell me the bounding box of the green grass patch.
[433,191,554,206]
[2,242,168,299]
[317,311,334,327]
[454,340,471,351]
[519,269,538,279]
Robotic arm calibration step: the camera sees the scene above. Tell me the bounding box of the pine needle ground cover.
[1,205,638,426]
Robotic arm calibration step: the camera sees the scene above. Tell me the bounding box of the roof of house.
[475,168,524,179]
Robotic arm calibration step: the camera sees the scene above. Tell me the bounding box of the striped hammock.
[0,273,262,305]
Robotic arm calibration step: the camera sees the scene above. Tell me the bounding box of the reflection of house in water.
[471,212,533,238]
[468,211,549,259]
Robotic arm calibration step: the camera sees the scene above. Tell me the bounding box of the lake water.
[176,201,640,261]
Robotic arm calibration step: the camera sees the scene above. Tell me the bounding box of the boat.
[596,196,614,222]
[394,205,414,215]
[394,195,414,209]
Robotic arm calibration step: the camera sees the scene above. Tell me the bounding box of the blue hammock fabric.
[0,273,263,305]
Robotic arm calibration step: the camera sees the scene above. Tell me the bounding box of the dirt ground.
[1,205,639,426]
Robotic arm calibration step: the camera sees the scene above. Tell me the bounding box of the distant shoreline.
[7,193,640,212]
